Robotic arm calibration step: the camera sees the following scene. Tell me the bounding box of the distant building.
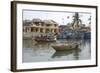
[80,26,91,32]
[23,18,59,35]
[23,20,32,32]
[59,25,71,31]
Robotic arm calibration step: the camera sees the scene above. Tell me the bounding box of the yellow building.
[23,19,59,35]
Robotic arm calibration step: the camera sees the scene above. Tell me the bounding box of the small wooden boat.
[35,39,56,42]
[52,43,79,51]
[34,35,56,43]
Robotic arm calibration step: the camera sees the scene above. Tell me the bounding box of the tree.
[72,12,82,29]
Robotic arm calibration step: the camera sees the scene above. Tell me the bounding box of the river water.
[22,39,91,63]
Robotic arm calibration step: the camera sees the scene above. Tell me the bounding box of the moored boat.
[35,38,56,42]
[34,35,56,43]
[52,43,79,51]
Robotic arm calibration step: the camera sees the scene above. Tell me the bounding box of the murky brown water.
[22,39,91,63]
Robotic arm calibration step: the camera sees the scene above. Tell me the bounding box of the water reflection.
[23,39,91,62]
[52,48,81,58]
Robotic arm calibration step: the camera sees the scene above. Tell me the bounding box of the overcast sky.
[23,10,91,26]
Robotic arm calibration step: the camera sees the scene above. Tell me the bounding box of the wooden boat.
[35,39,56,42]
[34,35,56,43]
[52,43,79,51]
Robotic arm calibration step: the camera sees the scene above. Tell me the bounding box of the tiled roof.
[32,18,42,22]
[43,20,58,24]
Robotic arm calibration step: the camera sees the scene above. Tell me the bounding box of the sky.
[23,10,91,26]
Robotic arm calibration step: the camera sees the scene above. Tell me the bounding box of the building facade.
[23,19,59,38]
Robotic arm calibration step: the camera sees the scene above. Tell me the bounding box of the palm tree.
[72,12,82,29]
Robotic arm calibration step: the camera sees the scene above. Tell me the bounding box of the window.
[40,28,43,33]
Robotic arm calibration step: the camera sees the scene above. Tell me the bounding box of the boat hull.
[52,44,79,51]
[35,39,56,43]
